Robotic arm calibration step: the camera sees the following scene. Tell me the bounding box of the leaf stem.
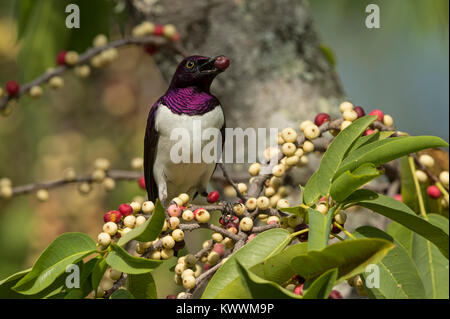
[332,222,355,239]
[408,156,428,220]
[436,182,449,203]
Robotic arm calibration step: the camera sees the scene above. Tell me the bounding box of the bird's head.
[169,55,230,91]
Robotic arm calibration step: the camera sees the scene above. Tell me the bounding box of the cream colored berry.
[286,155,300,166]
[277,186,290,197]
[233,203,246,216]
[294,148,304,158]
[121,227,133,236]
[302,141,315,153]
[195,210,210,223]
[272,164,286,177]
[419,154,435,168]
[141,201,155,213]
[248,163,261,176]
[169,216,180,229]
[93,34,108,47]
[202,240,211,249]
[135,215,147,227]
[240,217,253,231]
[246,197,257,211]
[133,196,145,204]
[0,178,11,188]
[29,85,43,99]
[172,229,184,242]
[162,220,169,231]
[161,248,174,260]
[0,87,3,98]
[207,251,220,265]
[94,158,110,170]
[343,110,358,122]
[100,278,114,291]
[194,264,202,277]
[162,235,175,249]
[163,24,177,38]
[123,215,136,228]
[182,275,196,290]
[178,256,186,265]
[0,186,13,199]
[222,237,234,249]
[182,209,194,222]
[224,185,237,197]
[264,147,280,160]
[304,124,320,140]
[182,269,195,279]
[269,176,282,188]
[439,171,449,187]
[90,55,104,68]
[297,155,309,167]
[140,21,155,35]
[108,268,122,281]
[92,169,106,182]
[175,263,186,275]
[178,193,190,205]
[74,65,91,78]
[130,157,143,170]
[212,232,223,243]
[269,194,281,208]
[316,204,328,215]
[277,199,290,209]
[97,232,111,246]
[36,189,49,202]
[282,143,296,156]
[383,114,394,127]
[65,51,79,65]
[335,211,347,225]
[299,120,314,132]
[78,182,92,195]
[339,101,354,113]
[49,76,64,89]
[277,133,285,145]
[340,120,352,131]
[63,167,76,181]
[130,201,141,213]
[103,222,118,236]
[257,196,270,210]
[267,216,280,225]
[281,127,298,143]
[100,48,118,63]
[415,170,428,183]
[103,178,116,191]
[237,183,248,194]
[150,250,161,260]
[264,186,276,197]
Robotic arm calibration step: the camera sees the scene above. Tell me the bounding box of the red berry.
[56,51,67,65]
[214,56,230,71]
[143,44,158,55]
[168,204,181,217]
[5,81,20,96]
[193,208,207,220]
[138,177,146,189]
[314,113,331,126]
[427,185,442,199]
[293,284,303,296]
[118,203,133,216]
[212,243,225,256]
[393,194,402,202]
[172,33,181,42]
[328,290,343,299]
[204,263,211,271]
[369,109,384,122]
[104,210,122,223]
[166,294,177,299]
[153,24,164,36]
[364,129,376,136]
[219,216,226,226]
[207,190,220,203]
[354,106,366,118]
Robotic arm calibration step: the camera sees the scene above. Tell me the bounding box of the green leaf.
[303,171,321,206]
[350,193,449,259]
[64,258,98,299]
[400,157,421,214]
[335,136,448,179]
[316,116,377,196]
[235,260,301,299]
[290,238,394,282]
[302,268,338,299]
[117,200,165,246]
[202,228,290,299]
[354,226,426,299]
[343,189,379,206]
[307,207,334,251]
[346,131,394,154]
[109,288,135,299]
[105,243,163,274]
[278,205,308,217]
[12,233,97,295]
[126,273,157,299]
[91,257,108,296]
[330,163,382,202]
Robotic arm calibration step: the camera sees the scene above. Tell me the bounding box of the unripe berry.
[63,167,76,181]
[369,109,384,122]
[246,197,257,211]
[178,193,189,205]
[354,106,366,118]
[182,268,195,279]
[124,215,136,228]
[340,120,352,131]
[118,204,133,217]
[150,250,161,260]
[130,201,141,213]
[224,185,237,198]
[294,148,304,158]
[175,263,186,275]
[0,186,13,199]
[103,222,118,236]
[36,189,50,202]
[427,185,441,199]
[264,147,280,161]
[104,210,122,223]
[314,113,331,126]
[272,164,286,177]
[281,127,298,143]
[162,220,169,231]
[182,209,194,222]
[168,204,181,217]
[264,186,276,197]
[342,109,358,122]
[120,227,133,236]
[415,170,428,183]
[248,163,261,176]
[172,229,184,242]
[97,232,111,246]
[277,132,285,145]
[207,190,220,203]
[93,34,108,47]
[267,216,280,225]
[49,76,64,89]
[207,251,220,265]
[281,143,296,157]
[141,21,155,35]
[162,235,175,249]
[240,217,253,232]
[419,154,435,168]
[233,203,246,216]
[299,120,314,132]
[103,178,115,191]
[284,155,299,166]
[222,237,234,249]
[315,203,328,215]
[163,24,177,38]
[269,176,282,188]
[335,211,347,225]
[227,225,238,234]
[303,124,320,140]
[256,196,270,210]
[0,87,3,98]
[182,275,196,290]
[108,268,122,281]
[383,114,394,127]
[92,169,106,182]
[276,199,290,209]
[169,216,180,229]
[439,171,449,187]
[302,141,314,153]
[339,101,354,113]
[269,194,282,208]
[237,183,248,194]
[100,278,114,291]
[212,232,223,243]
[161,248,174,260]
[194,208,210,223]
[65,51,79,65]
[29,85,43,99]
[141,201,155,213]
[135,215,147,227]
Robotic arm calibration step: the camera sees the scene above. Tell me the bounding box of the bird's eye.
[185,61,195,69]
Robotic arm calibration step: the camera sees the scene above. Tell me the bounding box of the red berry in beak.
[5,81,20,97]
[207,190,220,203]
[138,177,146,189]
[104,210,122,223]
[427,185,441,199]
[118,203,133,217]
[354,106,366,118]
[369,109,384,122]
[214,56,230,71]
[314,113,330,126]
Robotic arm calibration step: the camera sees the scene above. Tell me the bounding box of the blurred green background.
[0,0,448,297]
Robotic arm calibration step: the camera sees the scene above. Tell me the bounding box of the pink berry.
[172,33,181,42]
[427,185,442,199]
[369,109,384,122]
[364,129,376,136]
[328,290,343,299]
[153,24,164,36]
[104,210,122,223]
[314,113,330,126]
[168,204,181,217]
[246,234,256,243]
[214,56,230,71]
[354,106,366,118]
[293,284,303,295]
[56,51,67,65]
[207,190,220,203]
[118,203,133,216]
[138,177,146,189]
[212,243,225,256]
[204,263,211,271]
[5,81,20,96]
[393,194,402,202]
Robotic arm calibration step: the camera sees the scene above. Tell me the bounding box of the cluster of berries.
[131,22,180,55]
[414,154,448,204]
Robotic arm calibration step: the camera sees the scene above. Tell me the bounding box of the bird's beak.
[198,56,229,74]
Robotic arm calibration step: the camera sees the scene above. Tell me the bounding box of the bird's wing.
[144,101,160,202]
